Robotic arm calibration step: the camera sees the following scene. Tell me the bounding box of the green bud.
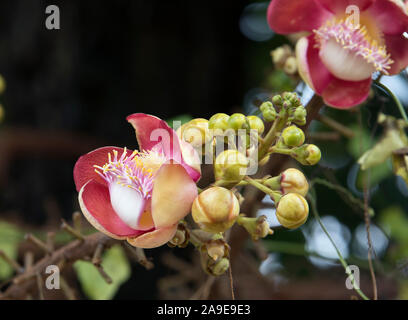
[228,113,248,131]
[260,101,273,112]
[214,150,249,186]
[237,215,273,241]
[246,115,265,134]
[210,258,230,276]
[291,144,321,165]
[272,94,283,106]
[282,125,305,147]
[209,113,230,131]
[260,101,277,122]
[292,106,307,125]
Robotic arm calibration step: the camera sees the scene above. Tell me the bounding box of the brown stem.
[0,232,118,300]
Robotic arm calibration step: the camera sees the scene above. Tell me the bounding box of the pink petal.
[78,180,144,238]
[367,0,408,35]
[385,34,408,74]
[296,35,333,94]
[322,77,372,108]
[74,146,132,192]
[316,0,375,13]
[127,113,201,182]
[127,224,178,249]
[267,0,332,34]
[151,162,198,229]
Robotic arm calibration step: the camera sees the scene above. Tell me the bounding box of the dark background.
[0,0,253,225]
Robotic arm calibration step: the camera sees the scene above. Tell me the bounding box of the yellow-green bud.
[260,101,277,122]
[283,56,297,75]
[214,150,249,186]
[246,115,265,134]
[177,118,212,147]
[276,193,309,229]
[272,94,284,106]
[305,144,321,165]
[280,168,309,196]
[282,125,305,147]
[192,187,240,233]
[292,106,307,126]
[210,257,230,276]
[209,113,230,131]
[228,113,248,131]
[291,144,322,165]
[237,215,273,241]
[204,239,229,261]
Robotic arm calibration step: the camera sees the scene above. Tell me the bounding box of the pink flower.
[74,114,201,248]
[267,0,408,108]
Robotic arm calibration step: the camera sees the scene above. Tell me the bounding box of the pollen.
[94,148,166,198]
[314,18,394,75]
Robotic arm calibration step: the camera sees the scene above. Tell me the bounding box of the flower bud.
[276,193,309,229]
[292,106,307,126]
[168,223,189,248]
[237,215,273,241]
[177,118,212,147]
[246,115,265,134]
[214,150,249,186]
[260,101,277,122]
[280,168,309,196]
[282,125,305,147]
[204,239,229,261]
[211,258,230,276]
[291,144,321,165]
[272,94,284,107]
[192,187,240,233]
[284,56,297,75]
[228,113,248,131]
[209,113,230,131]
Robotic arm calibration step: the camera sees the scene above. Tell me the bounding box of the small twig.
[317,114,355,139]
[36,273,44,300]
[0,250,24,273]
[25,234,52,255]
[228,259,235,300]
[123,243,154,270]
[24,252,34,271]
[92,243,104,265]
[46,232,56,252]
[60,276,76,300]
[72,211,82,232]
[61,220,85,241]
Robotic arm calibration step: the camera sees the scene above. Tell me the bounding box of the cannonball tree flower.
[267,0,408,108]
[73,114,201,248]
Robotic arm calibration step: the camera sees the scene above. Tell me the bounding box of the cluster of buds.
[167,91,321,276]
[270,44,298,76]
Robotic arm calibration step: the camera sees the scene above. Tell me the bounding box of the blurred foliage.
[73,245,131,300]
[0,221,24,280]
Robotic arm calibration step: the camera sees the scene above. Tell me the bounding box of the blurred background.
[0,0,408,300]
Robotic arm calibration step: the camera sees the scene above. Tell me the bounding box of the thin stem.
[244,176,282,202]
[308,192,370,300]
[375,81,408,124]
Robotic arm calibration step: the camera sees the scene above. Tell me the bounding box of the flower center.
[94,148,166,229]
[314,18,393,81]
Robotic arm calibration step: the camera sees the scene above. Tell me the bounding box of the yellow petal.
[127,224,178,249]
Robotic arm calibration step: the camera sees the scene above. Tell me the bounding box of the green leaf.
[166,114,193,129]
[347,125,374,160]
[74,245,131,300]
[0,221,24,280]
